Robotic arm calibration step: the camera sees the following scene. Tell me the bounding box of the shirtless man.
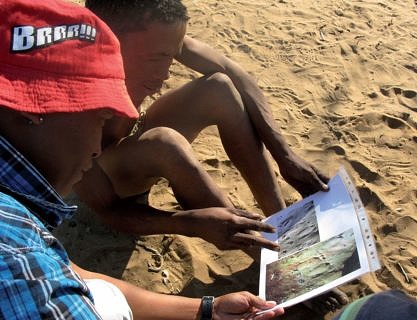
[76,0,330,253]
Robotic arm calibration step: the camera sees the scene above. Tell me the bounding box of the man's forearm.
[100,200,199,237]
[74,147,280,251]
[72,262,201,320]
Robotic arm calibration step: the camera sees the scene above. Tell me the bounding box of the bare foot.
[303,288,349,315]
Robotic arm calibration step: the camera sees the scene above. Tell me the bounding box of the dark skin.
[75,20,328,252]
[76,159,278,251]
[0,108,111,195]
[174,35,330,197]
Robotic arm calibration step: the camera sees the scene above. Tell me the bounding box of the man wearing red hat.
[0,0,286,319]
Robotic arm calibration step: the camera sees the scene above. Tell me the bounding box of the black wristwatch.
[200,296,214,320]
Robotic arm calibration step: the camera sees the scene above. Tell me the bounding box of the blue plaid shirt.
[0,136,100,319]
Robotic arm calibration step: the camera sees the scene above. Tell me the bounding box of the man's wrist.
[199,296,214,320]
[172,210,201,237]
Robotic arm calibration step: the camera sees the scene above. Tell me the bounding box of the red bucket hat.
[0,0,138,119]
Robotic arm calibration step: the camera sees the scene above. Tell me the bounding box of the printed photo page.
[259,166,380,308]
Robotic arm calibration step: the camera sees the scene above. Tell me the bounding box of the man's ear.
[19,112,43,125]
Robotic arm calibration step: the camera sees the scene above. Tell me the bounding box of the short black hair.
[85,0,189,34]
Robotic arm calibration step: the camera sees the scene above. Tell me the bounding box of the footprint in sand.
[394,216,417,240]
[380,223,397,236]
[380,86,417,112]
[381,216,417,248]
[325,145,346,155]
[357,185,386,212]
[349,160,380,183]
[381,113,410,130]
[203,158,220,168]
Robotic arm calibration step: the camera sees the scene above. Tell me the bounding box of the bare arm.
[74,161,279,251]
[71,262,284,320]
[176,36,329,196]
[72,262,201,320]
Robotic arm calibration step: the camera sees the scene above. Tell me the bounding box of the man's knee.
[102,127,198,190]
[195,72,246,121]
[140,127,196,162]
[141,127,190,150]
[139,127,202,177]
[205,73,242,104]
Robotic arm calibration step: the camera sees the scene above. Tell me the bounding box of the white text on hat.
[11,24,97,52]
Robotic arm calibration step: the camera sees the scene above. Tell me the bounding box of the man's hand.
[177,207,279,251]
[213,291,284,320]
[278,151,330,198]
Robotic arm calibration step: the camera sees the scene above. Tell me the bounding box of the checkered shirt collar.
[0,135,77,229]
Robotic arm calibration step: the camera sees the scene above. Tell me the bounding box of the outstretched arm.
[176,36,329,197]
[74,161,279,252]
[72,262,284,320]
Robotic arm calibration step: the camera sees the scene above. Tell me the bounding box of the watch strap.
[200,296,214,320]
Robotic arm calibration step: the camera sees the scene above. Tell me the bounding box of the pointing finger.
[238,218,276,233]
[231,232,279,251]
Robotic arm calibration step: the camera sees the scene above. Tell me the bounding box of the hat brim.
[0,62,138,119]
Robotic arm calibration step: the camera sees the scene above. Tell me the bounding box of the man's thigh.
[144,73,242,142]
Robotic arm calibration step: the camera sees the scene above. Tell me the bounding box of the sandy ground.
[57,0,417,319]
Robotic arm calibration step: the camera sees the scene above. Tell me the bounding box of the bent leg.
[144,73,285,215]
[97,127,231,209]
